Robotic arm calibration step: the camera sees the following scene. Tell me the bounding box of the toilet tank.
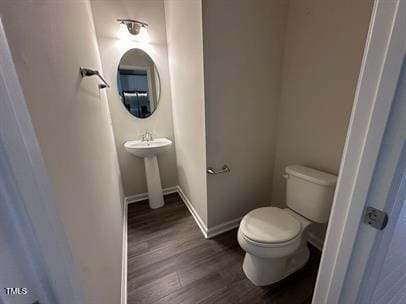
[285,165,337,223]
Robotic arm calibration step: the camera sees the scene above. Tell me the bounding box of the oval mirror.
[117,49,161,119]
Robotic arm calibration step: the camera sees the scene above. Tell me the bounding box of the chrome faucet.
[141,131,153,143]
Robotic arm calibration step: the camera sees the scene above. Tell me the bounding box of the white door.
[312,1,405,303]
[0,144,54,304]
[340,62,406,303]
[0,19,84,304]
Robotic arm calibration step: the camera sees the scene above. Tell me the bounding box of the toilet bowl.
[238,165,337,286]
[237,207,311,286]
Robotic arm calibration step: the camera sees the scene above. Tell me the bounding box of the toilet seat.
[240,207,301,246]
[239,229,302,249]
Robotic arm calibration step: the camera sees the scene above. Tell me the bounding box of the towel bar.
[80,67,110,89]
[207,165,231,175]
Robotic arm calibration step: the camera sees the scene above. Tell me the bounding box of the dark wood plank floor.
[127,193,321,304]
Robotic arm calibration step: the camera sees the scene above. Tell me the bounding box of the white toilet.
[238,165,337,286]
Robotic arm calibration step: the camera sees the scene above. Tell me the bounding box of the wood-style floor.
[127,193,321,304]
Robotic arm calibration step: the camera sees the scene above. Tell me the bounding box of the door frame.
[0,19,84,304]
[312,0,406,303]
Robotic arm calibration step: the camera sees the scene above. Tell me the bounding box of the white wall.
[271,0,373,241]
[202,0,289,227]
[91,0,178,197]
[0,1,123,303]
[164,0,208,225]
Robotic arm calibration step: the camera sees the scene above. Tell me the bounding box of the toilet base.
[242,244,310,286]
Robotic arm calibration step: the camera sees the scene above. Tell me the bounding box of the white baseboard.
[176,186,208,238]
[124,185,242,239]
[125,185,243,239]
[207,217,242,238]
[121,184,243,303]
[121,185,323,304]
[121,199,128,304]
[308,232,324,251]
[121,185,184,304]
[176,186,241,239]
[125,186,178,204]
[120,185,241,303]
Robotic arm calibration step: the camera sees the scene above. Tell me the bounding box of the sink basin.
[124,138,172,158]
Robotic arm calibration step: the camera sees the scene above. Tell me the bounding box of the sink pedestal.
[144,156,164,209]
[124,138,172,209]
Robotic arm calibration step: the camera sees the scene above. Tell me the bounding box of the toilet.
[238,165,337,286]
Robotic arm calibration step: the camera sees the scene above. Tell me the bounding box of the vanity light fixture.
[117,19,150,42]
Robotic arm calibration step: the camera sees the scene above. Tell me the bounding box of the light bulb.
[136,26,150,43]
[118,22,129,40]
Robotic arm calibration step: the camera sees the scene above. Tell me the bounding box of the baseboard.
[176,186,208,238]
[176,186,242,239]
[206,217,242,238]
[308,232,324,251]
[121,185,323,304]
[125,186,178,204]
[121,185,241,303]
[121,199,128,304]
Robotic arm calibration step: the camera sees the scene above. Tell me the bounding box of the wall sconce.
[117,19,150,42]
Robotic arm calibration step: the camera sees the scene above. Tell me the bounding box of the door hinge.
[364,207,388,230]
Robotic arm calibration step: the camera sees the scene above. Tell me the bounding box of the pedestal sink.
[124,138,172,209]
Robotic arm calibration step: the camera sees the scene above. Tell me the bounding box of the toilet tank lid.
[286,165,337,186]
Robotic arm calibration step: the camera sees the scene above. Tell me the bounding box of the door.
[0,18,84,304]
[312,1,405,302]
[0,143,54,304]
[340,62,406,304]
[359,161,406,304]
